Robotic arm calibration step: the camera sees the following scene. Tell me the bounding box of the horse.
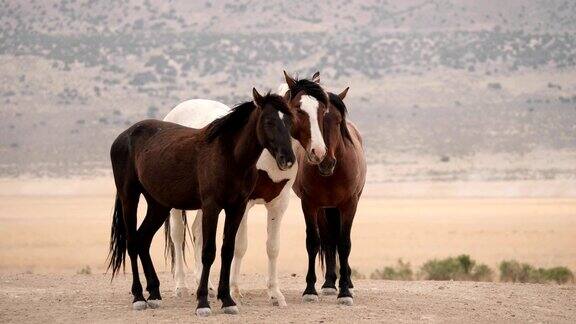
[164,71,330,307]
[292,87,366,306]
[107,89,296,316]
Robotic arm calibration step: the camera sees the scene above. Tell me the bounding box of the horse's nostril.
[311,148,316,156]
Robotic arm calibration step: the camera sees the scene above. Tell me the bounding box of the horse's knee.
[201,247,216,265]
[266,239,280,258]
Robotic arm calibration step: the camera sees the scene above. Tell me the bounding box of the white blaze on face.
[300,95,326,160]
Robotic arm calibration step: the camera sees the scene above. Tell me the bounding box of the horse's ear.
[252,87,264,108]
[283,70,297,90]
[338,87,349,100]
[312,71,320,84]
[283,89,292,103]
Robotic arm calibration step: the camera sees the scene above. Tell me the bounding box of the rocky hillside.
[0,0,575,180]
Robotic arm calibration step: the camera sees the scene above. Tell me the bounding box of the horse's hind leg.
[138,198,170,309]
[336,198,359,306]
[120,192,146,310]
[170,209,188,297]
[230,200,254,303]
[301,200,320,302]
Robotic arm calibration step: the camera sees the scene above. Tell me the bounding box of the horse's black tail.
[317,207,341,272]
[164,210,188,274]
[107,194,126,279]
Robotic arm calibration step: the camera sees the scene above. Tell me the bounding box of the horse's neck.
[333,135,348,159]
[232,110,263,169]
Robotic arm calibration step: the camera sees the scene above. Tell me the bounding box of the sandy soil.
[1,192,575,274]
[1,272,575,323]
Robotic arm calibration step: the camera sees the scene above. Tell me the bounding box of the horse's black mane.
[204,101,254,142]
[292,78,328,106]
[328,92,354,145]
[204,93,289,142]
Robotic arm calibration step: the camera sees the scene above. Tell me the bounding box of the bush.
[77,265,91,275]
[371,259,413,280]
[500,260,574,284]
[544,267,574,284]
[487,82,502,90]
[419,255,493,281]
[350,267,365,279]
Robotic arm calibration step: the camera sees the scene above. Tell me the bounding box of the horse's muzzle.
[306,150,323,165]
[318,158,336,176]
[276,151,295,171]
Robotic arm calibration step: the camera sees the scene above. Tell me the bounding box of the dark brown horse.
[162,71,331,308]
[293,87,366,306]
[107,89,296,316]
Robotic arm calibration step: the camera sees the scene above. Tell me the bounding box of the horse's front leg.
[195,203,221,317]
[191,210,216,297]
[265,190,289,307]
[336,198,359,306]
[230,202,252,302]
[301,199,320,302]
[218,203,247,314]
[319,208,339,295]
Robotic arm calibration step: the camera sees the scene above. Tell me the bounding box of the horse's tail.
[164,210,188,274]
[107,194,126,279]
[317,207,341,272]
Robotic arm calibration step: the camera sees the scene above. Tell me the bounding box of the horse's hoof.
[175,287,189,297]
[196,307,212,317]
[132,301,147,310]
[147,299,161,309]
[270,296,288,307]
[302,294,319,303]
[337,297,354,306]
[222,305,239,315]
[321,287,338,295]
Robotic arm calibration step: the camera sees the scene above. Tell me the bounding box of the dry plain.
[0,177,575,322]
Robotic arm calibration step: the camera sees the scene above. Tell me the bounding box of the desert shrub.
[419,255,493,281]
[147,106,159,118]
[371,259,413,280]
[77,265,91,275]
[543,267,574,284]
[471,264,494,282]
[350,267,365,279]
[487,82,502,90]
[500,260,574,284]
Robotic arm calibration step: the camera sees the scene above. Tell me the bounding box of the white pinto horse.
[164,73,328,307]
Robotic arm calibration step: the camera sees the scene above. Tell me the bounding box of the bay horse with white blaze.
[293,88,366,306]
[164,71,330,307]
[108,89,295,316]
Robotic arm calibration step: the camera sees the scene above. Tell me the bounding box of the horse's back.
[164,99,230,128]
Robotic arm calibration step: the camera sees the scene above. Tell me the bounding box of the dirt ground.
[1,272,575,323]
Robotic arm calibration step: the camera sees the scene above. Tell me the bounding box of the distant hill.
[0,0,575,181]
